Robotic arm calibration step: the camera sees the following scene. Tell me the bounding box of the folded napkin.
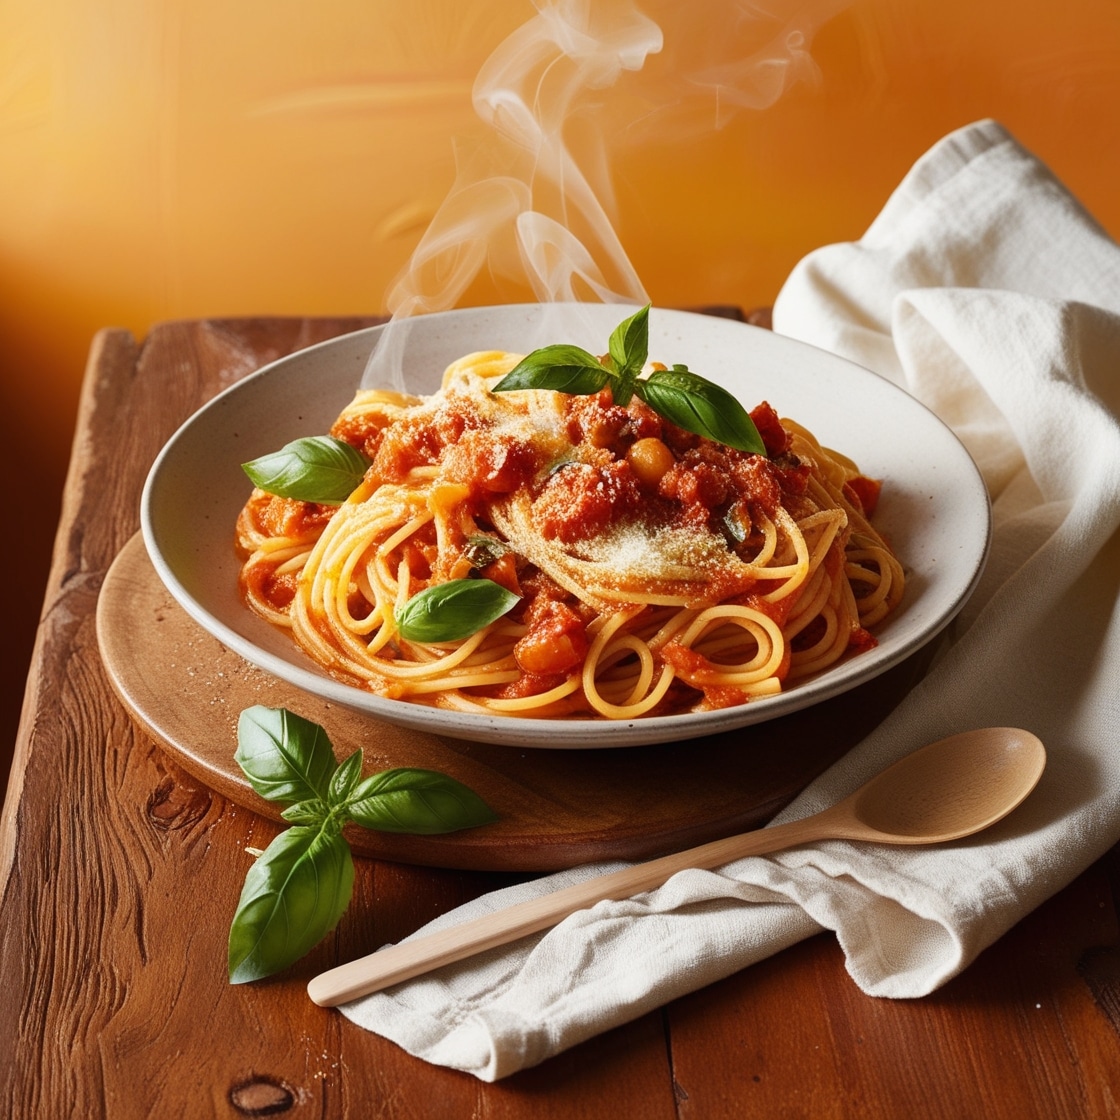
[338,120,1120,1080]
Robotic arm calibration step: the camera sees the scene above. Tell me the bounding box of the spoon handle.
[307,813,834,1007]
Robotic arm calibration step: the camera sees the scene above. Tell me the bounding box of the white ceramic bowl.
[141,304,990,748]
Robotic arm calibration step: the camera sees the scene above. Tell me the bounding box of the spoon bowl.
[308,727,1046,1007]
[835,726,1046,843]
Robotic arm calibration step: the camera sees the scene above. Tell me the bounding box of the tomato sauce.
[238,492,335,542]
[249,380,882,709]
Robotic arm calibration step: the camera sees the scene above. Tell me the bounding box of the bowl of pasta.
[141,303,990,748]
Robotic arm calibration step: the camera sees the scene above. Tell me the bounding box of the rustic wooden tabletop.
[3,315,1120,1119]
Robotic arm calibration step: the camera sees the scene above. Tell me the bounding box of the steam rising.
[363,0,849,387]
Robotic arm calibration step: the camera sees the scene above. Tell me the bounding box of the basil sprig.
[228,706,496,984]
[242,435,370,504]
[492,305,766,455]
[395,578,520,643]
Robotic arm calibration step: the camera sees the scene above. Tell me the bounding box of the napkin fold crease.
[339,120,1120,1081]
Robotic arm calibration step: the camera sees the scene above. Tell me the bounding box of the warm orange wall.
[2,0,1119,753]
[5,0,1120,449]
[620,2,1120,312]
[4,0,1119,455]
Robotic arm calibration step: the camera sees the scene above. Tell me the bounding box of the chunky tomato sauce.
[237,495,334,610]
[241,385,880,704]
[315,387,833,689]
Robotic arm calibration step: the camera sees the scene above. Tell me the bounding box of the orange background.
[3,0,1120,758]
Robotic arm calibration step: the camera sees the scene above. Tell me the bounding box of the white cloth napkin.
[338,120,1120,1080]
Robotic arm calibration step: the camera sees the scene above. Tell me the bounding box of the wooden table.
[3,316,1120,1119]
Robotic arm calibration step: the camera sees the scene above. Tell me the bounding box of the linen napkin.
[338,119,1120,1080]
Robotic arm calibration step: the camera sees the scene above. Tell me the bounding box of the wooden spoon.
[307,727,1045,1007]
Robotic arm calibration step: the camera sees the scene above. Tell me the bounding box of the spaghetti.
[236,349,904,720]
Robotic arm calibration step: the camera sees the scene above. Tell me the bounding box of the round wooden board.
[96,533,933,871]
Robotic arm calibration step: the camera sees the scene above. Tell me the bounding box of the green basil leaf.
[608,304,649,374]
[280,799,330,825]
[328,748,364,805]
[345,768,498,834]
[722,504,749,545]
[242,435,369,504]
[636,368,767,455]
[228,822,354,983]
[491,344,610,395]
[607,304,650,405]
[395,578,520,643]
[235,706,338,805]
[463,534,510,571]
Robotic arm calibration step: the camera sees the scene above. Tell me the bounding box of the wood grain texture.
[96,533,932,871]
[667,860,1120,1119]
[2,314,1119,1119]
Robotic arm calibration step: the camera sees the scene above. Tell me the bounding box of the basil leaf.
[607,304,650,405]
[491,345,610,395]
[345,768,498,834]
[636,368,767,455]
[228,822,354,983]
[464,534,509,571]
[395,578,520,643]
[242,435,369,504]
[328,748,364,804]
[280,799,329,825]
[608,304,649,375]
[235,706,338,805]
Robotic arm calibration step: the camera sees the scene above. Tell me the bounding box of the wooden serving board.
[97,532,933,872]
